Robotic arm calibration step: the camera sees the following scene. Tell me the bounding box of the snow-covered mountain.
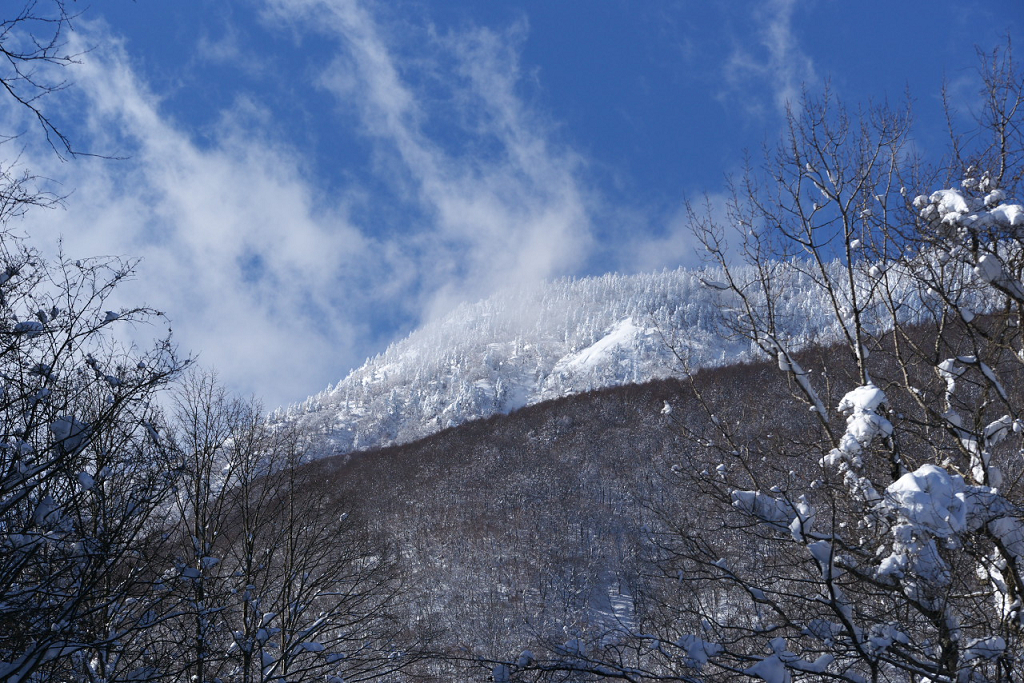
[273,265,872,455]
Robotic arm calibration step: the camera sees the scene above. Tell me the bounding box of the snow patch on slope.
[553,318,642,374]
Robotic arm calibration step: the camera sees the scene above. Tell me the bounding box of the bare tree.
[0,245,184,681]
[2,0,85,155]
[655,45,1024,683]
[153,371,427,683]
[0,0,99,227]
[484,44,1024,683]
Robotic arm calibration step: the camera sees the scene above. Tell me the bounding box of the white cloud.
[262,0,595,320]
[612,192,737,274]
[723,0,816,114]
[196,22,251,70]
[4,2,601,407]
[8,26,377,408]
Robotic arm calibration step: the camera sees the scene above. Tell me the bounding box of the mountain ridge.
[274,264,879,456]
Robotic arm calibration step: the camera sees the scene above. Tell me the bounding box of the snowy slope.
[273,264,893,456]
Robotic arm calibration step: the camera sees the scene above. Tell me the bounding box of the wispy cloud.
[196,21,248,69]
[722,0,816,114]
[263,0,595,319]
[7,1,601,406]
[9,26,378,407]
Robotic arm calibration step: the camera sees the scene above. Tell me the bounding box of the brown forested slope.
[294,352,817,664]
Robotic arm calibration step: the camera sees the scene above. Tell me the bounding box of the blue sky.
[7,0,1019,407]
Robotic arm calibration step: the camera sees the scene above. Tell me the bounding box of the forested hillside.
[295,351,830,680]
[276,263,926,459]
[296,310,1024,681]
